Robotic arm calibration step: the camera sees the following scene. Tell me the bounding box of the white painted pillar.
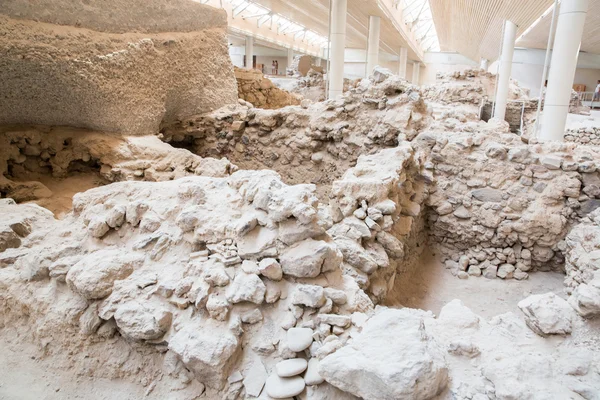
[315,58,322,67]
[480,58,489,71]
[366,15,381,77]
[398,47,408,79]
[540,0,589,142]
[328,0,347,99]
[245,36,254,69]
[412,62,420,85]
[287,48,294,71]
[493,20,517,120]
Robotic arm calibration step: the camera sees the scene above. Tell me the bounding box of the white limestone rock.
[265,374,306,399]
[259,258,283,281]
[168,322,241,390]
[569,271,600,318]
[66,249,143,300]
[518,292,575,336]
[287,327,314,352]
[280,239,342,278]
[304,358,325,386]
[226,273,266,304]
[113,301,172,341]
[290,284,326,308]
[319,307,448,400]
[206,294,231,321]
[276,358,308,377]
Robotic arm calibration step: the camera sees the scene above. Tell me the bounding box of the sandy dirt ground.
[21,172,109,219]
[0,338,146,400]
[387,250,567,319]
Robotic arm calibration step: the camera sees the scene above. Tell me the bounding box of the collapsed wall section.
[0,125,233,203]
[161,70,429,199]
[0,0,237,135]
[418,119,600,279]
[235,68,302,109]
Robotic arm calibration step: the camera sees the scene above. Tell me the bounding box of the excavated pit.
[2,3,600,397]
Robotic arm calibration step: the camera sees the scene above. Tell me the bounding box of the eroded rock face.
[168,322,241,390]
[319,307,448,400]
[518,293,575,336]
[0,0,237,134]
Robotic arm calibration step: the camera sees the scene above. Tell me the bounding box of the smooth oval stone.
[304,357,325,385]
[287,327,313,352]
[276,358,308,377]
[265,374,305,399]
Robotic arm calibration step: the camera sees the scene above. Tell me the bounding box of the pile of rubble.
[161,68,428,199]
[0,125,233,203]
[3,8,600,396]
[565,127,600,145]
[235,68,302,109]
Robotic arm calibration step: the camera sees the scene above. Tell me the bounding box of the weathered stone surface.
[280,239,342,278]
[0,0,237,134]
[66,250,142,300]
[114,301,172,340]
[169,322,240,390]
[226,273,266,304]
[290,285,326,308]
[319,308,448,400]
[518,293,575,336]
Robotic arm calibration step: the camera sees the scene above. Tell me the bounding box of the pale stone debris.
[1,5,600,399]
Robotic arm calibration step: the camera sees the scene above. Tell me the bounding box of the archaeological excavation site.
[2,0,600,399]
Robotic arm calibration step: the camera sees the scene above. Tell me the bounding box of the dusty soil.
[387,249,566,319]
[18,172,109,219]
[0,338,146,400]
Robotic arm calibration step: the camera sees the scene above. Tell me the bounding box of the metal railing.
[577,91,599,109]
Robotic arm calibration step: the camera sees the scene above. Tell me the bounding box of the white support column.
[315,58,322,67]
[245,36,254,69]
[412,62,420,85]
[366,15,381,77]
[328,0,347,99]
[540,0,589,142]
[287,48,294,70]
[480,58,489,71]
[493,20,517,121]
[398,47,408,79]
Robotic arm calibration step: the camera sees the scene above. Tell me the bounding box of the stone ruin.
[1,3,600,400]
[235,68,302,109]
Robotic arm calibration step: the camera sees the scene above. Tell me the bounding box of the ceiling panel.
[517,0,600,55]
[252,0,424,60]
[430,0,554,62]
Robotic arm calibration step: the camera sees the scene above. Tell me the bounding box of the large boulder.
[168,321,241,390]
[0,0,237,134]
[569,271,600,318]
[518,293,575,336]
[113,301,172,340]
[319,307,448,400]
[66,249,143,300]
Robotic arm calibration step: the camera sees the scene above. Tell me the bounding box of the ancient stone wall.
[0,125,233,202]
[235,68,302,109]
[565,127,600,145]
[0,0,237,135]
[418,119,600,279]
[162,70,428,199]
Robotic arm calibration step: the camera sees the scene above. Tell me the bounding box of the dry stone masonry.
[1,8,600,398]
